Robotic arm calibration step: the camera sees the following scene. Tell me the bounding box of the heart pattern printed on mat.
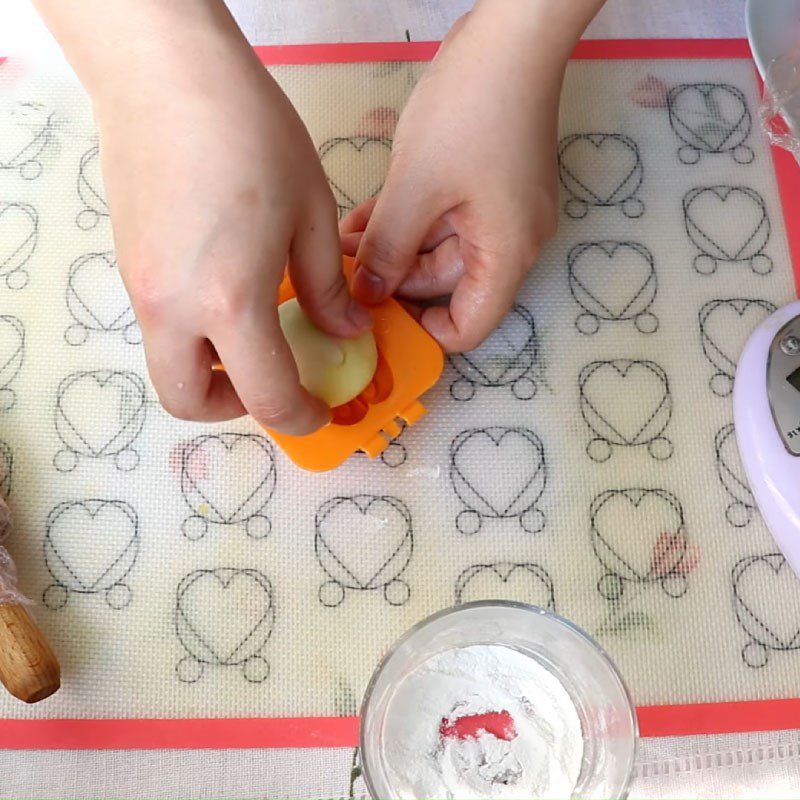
[699,299,777,396]
[667,83,753,164]
[455,562,555,609]
[0,101,53,179]
[449,305,539,400]
[733,554,800,668]
[683,186,772,274]
[180,433,276,540]
[715,423,755,527]
[319,136,391,218]
[568,241,658,335]
[54,370,147,470]
[175,568,274,682]
[450,427,547,534]
[42,500,139,610]
[590,488,691,601]
[65,252,137,345]
[76,145,108,229]
[0,202,37,288]
[315,495,412,607]
[558,133,644,218]
[579,359,672,461]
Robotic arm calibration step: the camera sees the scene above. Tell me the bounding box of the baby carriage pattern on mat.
[315,495,413,607]
[667,83,754,165]
[732,554,800,669]
[450,427,547,535]
[449,304,540,401]
[43,499,139,611]
[178,433,277,541]
[589,488,694,602]
[175,567,275,683]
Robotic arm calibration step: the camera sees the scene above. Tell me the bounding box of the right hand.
[341,7,562,354]
[94,24,369,435]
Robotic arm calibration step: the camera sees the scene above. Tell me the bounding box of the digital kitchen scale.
[735,300,800,577]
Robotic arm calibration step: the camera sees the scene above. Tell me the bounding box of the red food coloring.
[439,710,518,742]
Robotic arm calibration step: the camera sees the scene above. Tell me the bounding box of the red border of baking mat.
[1,37,800,749]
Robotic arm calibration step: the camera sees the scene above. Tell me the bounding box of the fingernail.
[353,266,386,303]
[347,299,373,331]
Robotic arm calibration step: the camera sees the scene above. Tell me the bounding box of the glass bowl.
[360,601,637,799]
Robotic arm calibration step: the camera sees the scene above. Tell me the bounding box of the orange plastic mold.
[265,256,444,471]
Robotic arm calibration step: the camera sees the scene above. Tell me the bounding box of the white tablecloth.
[3,0,800,798]
[3,730,800,799]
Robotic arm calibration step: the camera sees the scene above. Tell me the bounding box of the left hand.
[340,4,567,352]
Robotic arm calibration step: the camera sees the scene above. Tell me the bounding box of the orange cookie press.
[264,255,443,472]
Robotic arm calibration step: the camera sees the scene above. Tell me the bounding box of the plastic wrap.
[0,497,28,606]
[760,45,800,162]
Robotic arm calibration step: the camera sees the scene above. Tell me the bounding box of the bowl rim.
[746,0,800,80]
[358,599,639,800]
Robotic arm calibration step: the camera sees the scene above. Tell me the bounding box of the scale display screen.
[788,366,800,393]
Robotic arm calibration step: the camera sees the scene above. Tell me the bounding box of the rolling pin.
[0,602,60,703]
[0,498,60,703]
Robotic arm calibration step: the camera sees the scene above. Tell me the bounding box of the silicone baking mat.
[1,39,800,750]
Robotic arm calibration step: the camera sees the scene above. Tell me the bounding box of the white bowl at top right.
[746,0,800,79]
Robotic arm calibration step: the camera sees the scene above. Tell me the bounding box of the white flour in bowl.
[381,644,584,799]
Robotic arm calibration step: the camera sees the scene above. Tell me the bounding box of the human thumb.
[352,179,439,304]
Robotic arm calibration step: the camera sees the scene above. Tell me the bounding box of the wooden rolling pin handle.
[0,602,60,703]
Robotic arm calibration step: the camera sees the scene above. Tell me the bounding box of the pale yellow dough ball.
[278,297,378,408]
